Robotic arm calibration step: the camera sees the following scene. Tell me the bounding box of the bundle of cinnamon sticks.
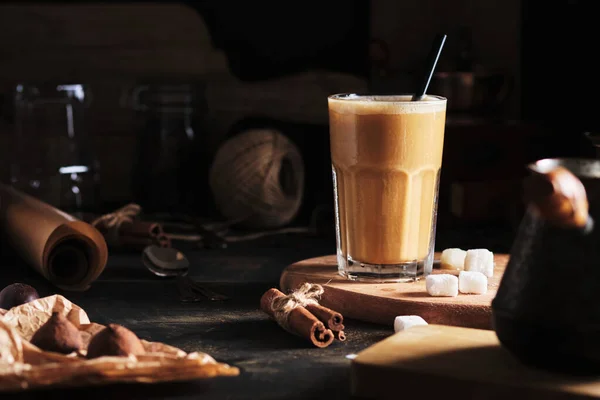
[96,219,171,251]
[260,285,346,348]
[83,205,171,251]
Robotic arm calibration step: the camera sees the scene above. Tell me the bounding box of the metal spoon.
[142,245,229,302]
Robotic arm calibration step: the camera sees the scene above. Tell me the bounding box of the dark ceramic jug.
[492,158,600,375]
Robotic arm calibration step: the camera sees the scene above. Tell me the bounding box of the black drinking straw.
[411,33,447,101]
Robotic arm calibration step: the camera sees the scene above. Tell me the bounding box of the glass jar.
[10,83,100,214]
[126,83,206,213]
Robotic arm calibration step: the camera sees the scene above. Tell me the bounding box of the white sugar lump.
[458,271,488,294]
[464,249,494,277]
[426,274,458,297]
[394,316,428,333]
[440,248,466,270]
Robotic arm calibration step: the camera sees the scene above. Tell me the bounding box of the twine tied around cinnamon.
[270,283,324,332]
[91,203,141,245]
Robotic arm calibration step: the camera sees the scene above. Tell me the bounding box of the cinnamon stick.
[96,221,163,240]
[305,303,345,332]
[260,288,334,348]
[108,235,167,251]
[118,220,164,238]
[334,330,346,342]
[113,236,155,251]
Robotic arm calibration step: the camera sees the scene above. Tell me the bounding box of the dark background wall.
[189,1,371,81]
[0,2,369,214]
[0,0,595,228]
[521,0,600,134]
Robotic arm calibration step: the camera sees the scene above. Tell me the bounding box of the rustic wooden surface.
[0,225,521,399]
[352,324,600,400]
[280,253,509,330]
[0,235,391,400]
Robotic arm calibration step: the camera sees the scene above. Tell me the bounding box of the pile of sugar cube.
[425,248,493,297]
[393,248,494,333]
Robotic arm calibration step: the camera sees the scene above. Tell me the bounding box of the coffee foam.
[328,94,446,115]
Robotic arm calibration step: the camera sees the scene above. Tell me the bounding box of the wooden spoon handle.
[523,166,590,230]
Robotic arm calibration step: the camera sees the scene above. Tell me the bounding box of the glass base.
[338,256,429,283]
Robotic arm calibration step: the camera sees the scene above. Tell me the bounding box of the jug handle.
[523,166,593,231]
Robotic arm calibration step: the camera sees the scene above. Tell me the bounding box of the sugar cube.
[426,274,458,297]
[394,315,428,333]
[464,249,494,278]
[440,248,466,270]
[458,271,488,294]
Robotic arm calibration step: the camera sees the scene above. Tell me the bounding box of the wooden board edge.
[281,269,493,329]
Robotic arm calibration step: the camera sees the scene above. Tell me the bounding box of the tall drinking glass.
[328,94,447,282]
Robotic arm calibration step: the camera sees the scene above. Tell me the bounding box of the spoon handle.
[177,275,205,302]
[181,275,229,301]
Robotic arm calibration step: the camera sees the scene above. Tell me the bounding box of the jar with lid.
[10,83,100,214]
[124,83,207,213]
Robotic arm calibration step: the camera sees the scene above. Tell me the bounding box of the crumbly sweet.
[86,324,145,359]
[30,312,83,354]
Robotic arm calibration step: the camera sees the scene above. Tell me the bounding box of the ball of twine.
[209,128,305,229]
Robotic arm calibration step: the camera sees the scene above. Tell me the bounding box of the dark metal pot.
[492,158,600,375]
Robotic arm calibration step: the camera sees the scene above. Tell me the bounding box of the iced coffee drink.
[328,94,447,281]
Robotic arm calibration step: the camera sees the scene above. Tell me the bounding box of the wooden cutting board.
[351,324,600,400]
[280,252,508,329]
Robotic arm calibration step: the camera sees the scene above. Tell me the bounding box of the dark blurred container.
[430,71,513,115]
[122,83,208,214]
[10,83,100,215]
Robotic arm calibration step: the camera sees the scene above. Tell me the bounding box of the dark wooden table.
[0,227,514,400]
